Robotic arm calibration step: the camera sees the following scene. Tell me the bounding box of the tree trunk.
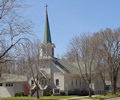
[88,85,92,97]
[36,84,39,99]
[103,81,106,96]
[113,75,117,94]
[111,75,117,95]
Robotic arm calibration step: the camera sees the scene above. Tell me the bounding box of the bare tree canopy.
[0,0,33,76]
[64,28,120,96]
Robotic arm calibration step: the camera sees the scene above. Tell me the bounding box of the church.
[27,6,104,96]
[0,6,104,98]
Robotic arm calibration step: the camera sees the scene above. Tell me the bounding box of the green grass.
[83,97,102,100]
[82,92,120,100]
[41,96,78,99]
[0,96,78,100]
[1,93,120,100]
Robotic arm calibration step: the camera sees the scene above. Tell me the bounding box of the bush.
[60,91,65,95]
[78,91,89,96]
[15,92,24,97]
[49,90,53,94]
[44,90,53,96]
[68,90,89,96]
[44,92,51,96]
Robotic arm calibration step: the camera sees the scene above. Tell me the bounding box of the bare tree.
[96,28,120,94]
[67,34,99,97]
[94,50,107,96]
[90,32,108,96]
[0,0,33,77]
[17,40,42,98]
[65,28,120,96]
[0,0,23,19]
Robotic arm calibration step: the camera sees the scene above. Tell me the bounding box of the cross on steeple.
[45,4,48,12]
[43,4,52,44]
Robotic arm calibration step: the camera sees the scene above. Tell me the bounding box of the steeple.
[43,4,52,44]
[40,4,55,58]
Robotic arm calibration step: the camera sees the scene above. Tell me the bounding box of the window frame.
[45,80,47,85]
[41,80,44,85]
[31,80,34,85]
[6,83,13,87]
[56,79,59,86]
[0,83,3,86]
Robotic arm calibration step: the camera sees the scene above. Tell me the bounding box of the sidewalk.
[59,95,100,100]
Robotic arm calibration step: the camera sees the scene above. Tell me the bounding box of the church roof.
[0,73,27,83]
[54,59,80,74]
[54,59,97,76]
[26,66,51,80]
[43,9,52,44]
[39,70,50,79]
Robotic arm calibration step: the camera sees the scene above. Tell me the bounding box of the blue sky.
[23,0,120,57]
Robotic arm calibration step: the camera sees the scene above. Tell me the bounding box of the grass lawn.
[0,96,78,100]
[82,92,120,100]
[1,92,120,100]
[41,96,78,99]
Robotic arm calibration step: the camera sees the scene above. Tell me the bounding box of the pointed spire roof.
[43,4,52,44]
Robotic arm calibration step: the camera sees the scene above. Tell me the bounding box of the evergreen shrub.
[60,91,65,95]
[44,90,53,96]
[15,92,24,97]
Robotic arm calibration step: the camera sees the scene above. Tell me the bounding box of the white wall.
[52,72,64,90]
[93,77,104,91]
[27,60,97,93]
[48,62,65,90]
[40,44,53,57]
[0,83,14,98]
[40,61,52,75]
[0,82,25,98]
[13,82,25,94]
[64,74,88,91]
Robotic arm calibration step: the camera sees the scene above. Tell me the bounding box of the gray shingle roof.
[40,70,50,79]
[54,59,80,74]
[73,61,97,74]
[0,73,27,83]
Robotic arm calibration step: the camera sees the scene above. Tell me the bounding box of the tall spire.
[43,4,52,44]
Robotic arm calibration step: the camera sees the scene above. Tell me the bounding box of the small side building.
[0,73,27,98]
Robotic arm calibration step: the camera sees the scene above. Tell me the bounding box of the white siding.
[40,61,52,75]
[0,83,14,97]
[53,72,64,90]
[64,75,88,91]
[13,83,24,94]
[94,78,104,91]
[0,82,25,98]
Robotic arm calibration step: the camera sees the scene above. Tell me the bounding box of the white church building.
[27,7,104,96]
[0,7,104,98]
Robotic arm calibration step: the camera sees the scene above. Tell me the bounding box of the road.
[104,97,120,100]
